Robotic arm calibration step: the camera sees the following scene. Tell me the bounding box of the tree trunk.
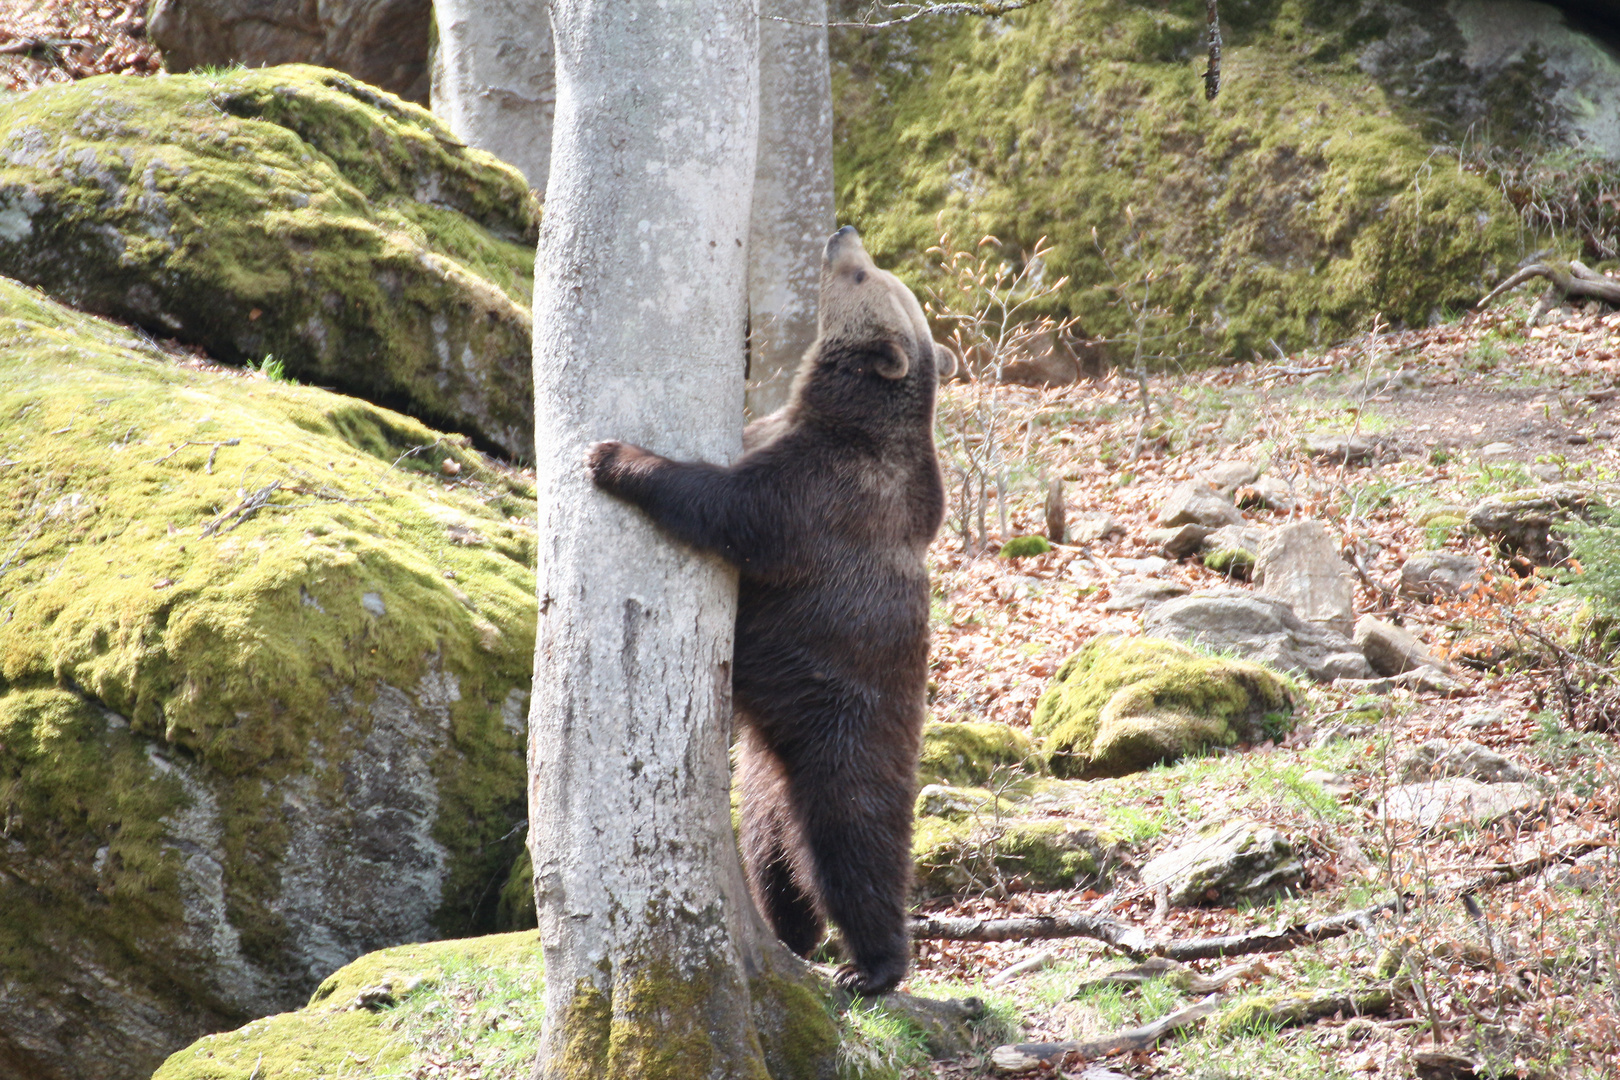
[745,0,835,420]
[529,3,838,1079]
[430,0,555,191]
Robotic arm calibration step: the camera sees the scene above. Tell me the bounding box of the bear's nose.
[825,225,860,260]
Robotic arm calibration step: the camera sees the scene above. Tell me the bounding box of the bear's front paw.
[586,440,627,487]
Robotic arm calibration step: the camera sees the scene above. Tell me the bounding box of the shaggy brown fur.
[587,226,952,994]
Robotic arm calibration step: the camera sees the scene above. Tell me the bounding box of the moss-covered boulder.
[912,812,1120,898]
[152,932,544,1080]
[917,719,1038,787]
[0,278,535,1079]
[0,65,538,459]
[832,0,1556,361]
[1031,637,1296,778]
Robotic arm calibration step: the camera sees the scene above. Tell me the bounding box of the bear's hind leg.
[739,726,824,957]
[785,749,915,995]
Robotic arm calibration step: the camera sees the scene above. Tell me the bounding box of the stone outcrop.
[149,0,433,104]
[0,281,534,1080]
[1144,591,1373,682]
[1467,485,1598,565]
[0,65,539,459]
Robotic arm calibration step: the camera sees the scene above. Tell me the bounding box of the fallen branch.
[1476,260,1620,311]
[989,994,1220,1074]
[1202,0,1222,101]
[200,480,282,537]
[1461,839,1610,895]
[911,898,1399,962]
[1217,983,1401,1034]
[910,911,1150,954]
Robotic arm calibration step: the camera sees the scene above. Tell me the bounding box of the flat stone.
[1148,523,1214,558]
[1459,707,1506,732]
[1477,441,1518,459]
[1399,552,1484,599]
[1102,576,1188,612]
[1143,590,1373,682]
[1157,480,1245,529]
[1304,432,1385,465]
[1199,460,1261,494]
[1353,616,1447,677]
[1390,665,1468,694]
[1254,520,1356,637]
[1140,819,1304,906]
[1069,512,1124,543]
[1396,740,1542,786]
[1380,779,1548,832]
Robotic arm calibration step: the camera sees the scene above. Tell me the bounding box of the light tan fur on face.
[818,228,933,379]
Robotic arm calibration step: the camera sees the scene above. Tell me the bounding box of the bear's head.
[816,225,957,385]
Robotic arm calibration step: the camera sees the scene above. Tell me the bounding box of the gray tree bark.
[745,0,836,419]
[430,0,555,191]
[529,2,837,1077]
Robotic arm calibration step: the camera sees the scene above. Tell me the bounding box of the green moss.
[751,967,843,1080]
[0,65,538,456]
[833,0,1529,362]
[153,932,545,1080]
[0,279,533,1035]
[998,535,1052,558]
[1202,546,1256,578]
[917,720,1037,786]
[1031,637,1297,778]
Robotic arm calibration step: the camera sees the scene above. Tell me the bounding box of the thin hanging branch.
[1203,0,1222,100]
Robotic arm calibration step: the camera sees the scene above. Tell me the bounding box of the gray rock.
[1390,665,1468,694]
[1069,512,1124,543]
[1302,769,1355,799]
[1380,779,1548,832]
[1143,590,1373,682]
[1353,616,1447,677]
[1140,820,1304,906]
[1477,441,1518,460]
[1399,552,1485,599]
[1157,481,1245,529]
[1253,520,1356,637]
[1199,460,1261,495]
[1148,522,1214,558]
[1304,432,1386,465]
[1313,721,1374,746]
[1467,485,1599,565]
[1396,740,1542,786]
[149,0,432,103]
[915,784,996,820]
[1102,576,1188,612]
[1459,707,1506,732]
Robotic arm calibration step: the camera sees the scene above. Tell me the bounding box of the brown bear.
[586,225,954,994]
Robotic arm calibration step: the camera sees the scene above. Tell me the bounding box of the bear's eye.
[854,270,867,284]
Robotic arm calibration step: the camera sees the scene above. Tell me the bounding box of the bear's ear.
[933,342,959,381]
[873,339,910,380]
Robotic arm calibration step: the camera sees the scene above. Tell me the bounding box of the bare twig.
[201,480,283,537]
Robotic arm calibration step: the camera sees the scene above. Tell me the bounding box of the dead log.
[989,995,1221,1074]
[1477,260,1620,313]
